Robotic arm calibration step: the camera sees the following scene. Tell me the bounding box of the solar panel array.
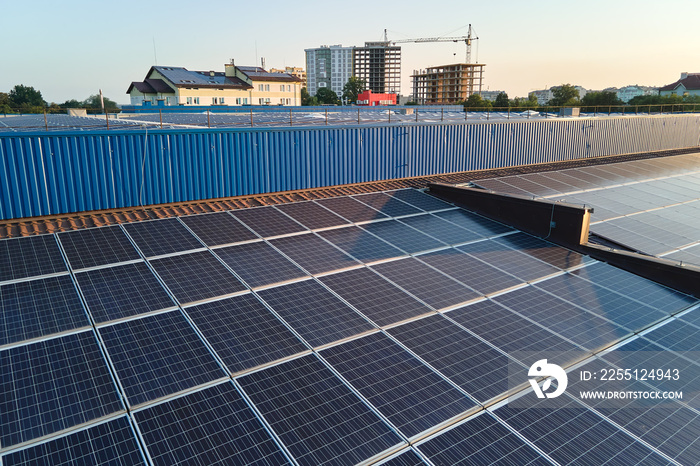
[1,186,698,465]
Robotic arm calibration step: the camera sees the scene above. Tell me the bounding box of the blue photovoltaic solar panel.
[0,275,90,346]
[492,285,631,351]
[361,220,445,254]
[371,258,481,310]
[319,267,432,327]
[0,235,67,282]
[377,449,428,466]
[416,412,551,466]
[98,311,226,406]
[642,318,700,352]
[256,279,375,347]
[232,206,307,238]
[275,201,350,230]
[387,314,510,402]
[493,231,589,270]
[388,189,454,212]
[58,226,141,270]
[457,239,560,282]
[398,214,482,245]
[134,382,291,466]
[123,218,204,258]
[0,331,123,448]
[185,294,308,373]
[353,192,423,217]
[238,354,403,466]
[75,262,175,323]
[433,209,513,238]
[320,332,476,438]
[416,248,523,296]
[269,233,360,275]
[317,226,405,263]
[214,241,307,288]
[315,196,389,223]
[179,212,258,246]
[149,251,247,304]
[1,416,146,466]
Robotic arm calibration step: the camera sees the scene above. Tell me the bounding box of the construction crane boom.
[386,25,478,63]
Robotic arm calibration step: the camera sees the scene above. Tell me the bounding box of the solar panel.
[179,212,258,247]
[0,331,123,448]
[317,226,405,263]
[123,218,204,258]
[320,332,476,438]
[1,416,146,466]
[353,192,423,217]
[492,286,631,351]
[492,232,589,270]
[185,294,308,373]
[58,226,141,270]
[416,412,551,466]
[0,275,90,346]
[388,189,454,212]
[372,258,481,310]
[149,251,247,305]
[361,220,445,254]
[534,273,668,331]
[237,354,403,465]
[134,382,292,466]
[387,314,510,402]
[376,449,427,466]
[98,311,226,406]
[0,235,67,282]
[457,239,560,282]
[213,241,307,288]
[275,201,350,230]
[269,233,360,275]
[75,262,175,324]
[315,196,390,223]
[398,214,482,245]
[642,318,700,351]
[416,248,523,296]
[256,279,375,347]
[319,267,432,327]
[232,206,307,238]
[679,306,700,327]
[432,209,513,238]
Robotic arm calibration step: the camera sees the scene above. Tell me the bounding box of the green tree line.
[1,84,120,114]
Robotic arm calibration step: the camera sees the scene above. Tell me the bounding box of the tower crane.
[386,24,479,63]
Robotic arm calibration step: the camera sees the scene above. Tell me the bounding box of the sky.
[3,0,699,104]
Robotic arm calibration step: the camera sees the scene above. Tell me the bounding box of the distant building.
[480,90,507,102]
[659,72,700,98]
[270,67,306,89]
[529,85,587,105]
[411,64,485,104]
[353,42,401,95]
[127,62,301,106]
[305,45,354,98]
[356,90,397,106]
[616,85,658,103]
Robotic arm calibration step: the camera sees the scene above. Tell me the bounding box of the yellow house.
[127,62,302,107]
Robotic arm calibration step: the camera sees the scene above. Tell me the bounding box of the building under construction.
[411,63,485,104]
[353,42,402,95]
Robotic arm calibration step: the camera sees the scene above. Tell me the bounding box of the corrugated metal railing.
[1,115,699,220]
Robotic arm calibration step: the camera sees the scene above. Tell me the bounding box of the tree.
[548,84,580,107]
[83,94,119,113]
[341,76,366,104]
[316,87,340,105]
[463,93,491,109]
[0,92,11,114]
[494,92,509,108]
[9,85,45,108]
[581,91,623,107]
[301,87,318,106]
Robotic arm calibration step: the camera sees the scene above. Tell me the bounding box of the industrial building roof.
[1,150,699,464]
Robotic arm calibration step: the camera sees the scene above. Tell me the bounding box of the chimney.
[225,60,235,77]
[261,57,265,70]
[681,72,689,80]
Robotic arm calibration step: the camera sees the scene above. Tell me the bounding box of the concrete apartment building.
[411,63,485,104]
[305,45,354,98]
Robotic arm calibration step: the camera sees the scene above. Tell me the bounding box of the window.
[243,98,248,104]
[212,97,218,105]
[186,97,192,105]
[286,98,290,105]
[220,97,225,104]
[287,85,291,92]
[194,97,200,104]
[280,85,285,92]
[259,84,263,91]
[236,97,241,105]
[280,98,284,104]
[265,84,270,91]
[259,98,264,104]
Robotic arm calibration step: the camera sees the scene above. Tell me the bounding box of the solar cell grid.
[376,449,427,466]
[256,279,375,347]
[75,262,175,323]
[320,332,476,438]
[353,192,423,217]
[58,226,141,270]
[493,232,588,270]
[457,239,560,282]
[232,206,307,238]
[135,382,291,466]
[0,235,67,282]
[387,314,510,402]
[269,233,360,275]
[149,250,247,304]
[237,354,403,466]
[124,218,204,258]
[372,258,481,310]
[274,201,350,230]
[433,209,513,238]
[388,189,454,212]
[98,310,226,406]
[417,412,552,466]
[315,196,389,223]
[213,241,307,288]
[398,214,482,245]
[185,294,308,373]
[1,417,146,466]
[642,318,700,352]
[0,275,90,346]
[179,212,258,246]
[0,331,123,448]
[317,226,405,263]
[361,220,445,254]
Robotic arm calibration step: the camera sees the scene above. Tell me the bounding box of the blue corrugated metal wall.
[1,115,699,220]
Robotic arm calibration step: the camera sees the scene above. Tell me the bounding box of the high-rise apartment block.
[305,45,354,98]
